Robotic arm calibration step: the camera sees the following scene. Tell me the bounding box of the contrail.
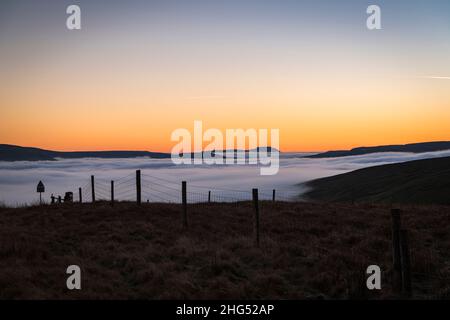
[420,76,450,80]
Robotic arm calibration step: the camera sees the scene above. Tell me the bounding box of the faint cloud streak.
[419,76,450,80]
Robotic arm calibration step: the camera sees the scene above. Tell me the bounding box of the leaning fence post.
[391,208,402,293]
[400,230,412,297]
[91,175,95,203]
[208,191,211,203]
[136,170,141,205]
[182,181,188,228]
[253,188,260,248]
[111,180,115,206]
[272,189,276,203]
[79,187,82,203]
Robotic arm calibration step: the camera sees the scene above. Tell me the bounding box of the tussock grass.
[0,201,449,299]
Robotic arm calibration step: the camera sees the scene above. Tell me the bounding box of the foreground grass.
[0,201,449,299]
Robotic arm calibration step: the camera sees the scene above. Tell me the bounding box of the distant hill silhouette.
[304,156,450,205]
[0,144,279,162]
[0,144,171,161]
[305,141,450,158]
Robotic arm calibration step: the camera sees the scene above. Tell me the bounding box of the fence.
[76,170,299,205]
[55,170,449,298]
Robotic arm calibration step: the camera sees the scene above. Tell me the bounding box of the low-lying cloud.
[1,150,449,206]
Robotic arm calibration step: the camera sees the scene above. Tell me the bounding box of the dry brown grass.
[0,201,449,300]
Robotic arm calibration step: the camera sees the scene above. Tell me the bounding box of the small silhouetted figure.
[58,196,62,203]
[51,194,55,204]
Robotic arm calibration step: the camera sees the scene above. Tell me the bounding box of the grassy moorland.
[0,201,449,300]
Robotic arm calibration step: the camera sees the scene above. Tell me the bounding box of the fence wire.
[72,170,299,204]
[44,170,450,299]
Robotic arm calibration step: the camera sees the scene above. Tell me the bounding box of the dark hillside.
[304,156,450,205]
[306,141,450,158]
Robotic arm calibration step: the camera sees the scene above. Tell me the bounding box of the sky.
[1,0,449,152]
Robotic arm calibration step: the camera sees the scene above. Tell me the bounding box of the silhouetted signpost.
[37,181,45,205]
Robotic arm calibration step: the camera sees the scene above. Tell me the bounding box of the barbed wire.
[74,170,300,204]
[45,169,449,298]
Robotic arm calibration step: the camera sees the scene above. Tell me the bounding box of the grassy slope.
[0,201,449,299]
[304,156,450,205]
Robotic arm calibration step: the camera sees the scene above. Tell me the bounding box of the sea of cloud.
[1,149,449,206]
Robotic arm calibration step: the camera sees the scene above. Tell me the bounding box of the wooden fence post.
[351,187,355,205]
[91,175,95,203]
[111,180,115,206]
[272,189,276,203]
[136,170,141,205]
[253,188,260,248]
[391,208,402,293]
[208,191,211,203]
[182,181,187,228]
[400,230,412,297]
[79,187,82,203]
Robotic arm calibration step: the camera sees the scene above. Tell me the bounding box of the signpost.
[37,181,45,205]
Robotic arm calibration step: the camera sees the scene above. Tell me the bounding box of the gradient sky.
[1,0,449,152]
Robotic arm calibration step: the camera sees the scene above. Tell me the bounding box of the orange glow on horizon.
[1,32,449,153]
[1,1,450,155]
